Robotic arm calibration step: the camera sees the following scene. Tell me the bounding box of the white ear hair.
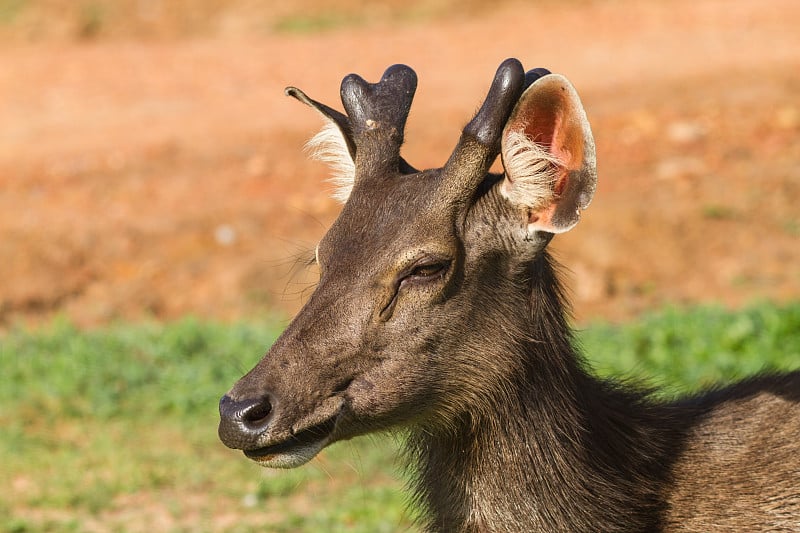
[500,129,563,212]
[305,121,356,203]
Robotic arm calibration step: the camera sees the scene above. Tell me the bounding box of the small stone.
[666,120,706,145]
[214,224,236,246]
[242,493,258,508]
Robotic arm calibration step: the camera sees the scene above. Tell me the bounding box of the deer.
[218,58,800,532]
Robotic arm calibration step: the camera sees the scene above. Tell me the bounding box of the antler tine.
[443,59,525,186]
[466,58,526,152]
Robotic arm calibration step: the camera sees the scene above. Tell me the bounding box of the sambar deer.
[218,59,800,532]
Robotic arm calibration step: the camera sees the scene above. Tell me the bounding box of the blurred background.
[1,0,798,328]
[1,0,799,531]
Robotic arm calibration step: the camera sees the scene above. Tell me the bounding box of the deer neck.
[406,255,679,532]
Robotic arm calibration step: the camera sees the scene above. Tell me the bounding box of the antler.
[286,64,418,182]
[442,58,525,193]
[442,59,552,202]
[285,60,551,202]
[340,65,417,175]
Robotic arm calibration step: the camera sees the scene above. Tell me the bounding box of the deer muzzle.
[218,390,345,468]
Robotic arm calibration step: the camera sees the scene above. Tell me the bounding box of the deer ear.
[500,74,596,234]
[286,86,356,204]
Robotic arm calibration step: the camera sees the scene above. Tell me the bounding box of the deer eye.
[404,259,450,283]
[380,258,451,321]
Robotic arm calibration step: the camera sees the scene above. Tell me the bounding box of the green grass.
[582,302,800,394]
[1,318,413,532]
[2,302,799,532]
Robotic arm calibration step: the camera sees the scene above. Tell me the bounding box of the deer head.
[218,58,596,468]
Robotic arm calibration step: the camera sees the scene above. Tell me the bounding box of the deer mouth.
[242,415,338,468]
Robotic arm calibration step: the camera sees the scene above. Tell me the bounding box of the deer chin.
[244,438,329,469]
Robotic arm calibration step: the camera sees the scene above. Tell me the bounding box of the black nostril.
[219,394,274,432]
[242,398,272,428]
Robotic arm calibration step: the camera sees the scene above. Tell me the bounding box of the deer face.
[218,59,596,468]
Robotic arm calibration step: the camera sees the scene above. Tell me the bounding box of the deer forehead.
[316,170,459,266]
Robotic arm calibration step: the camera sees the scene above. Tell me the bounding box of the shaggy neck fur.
[405,254,692,533]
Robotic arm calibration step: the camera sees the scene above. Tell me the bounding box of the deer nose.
[218,394,274,450]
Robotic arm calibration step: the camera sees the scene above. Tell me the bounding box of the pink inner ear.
[521,105,571,198]
[522,89,584,176]
[528,203,558,226]
[523,106,557,150]
[520,94,577,228]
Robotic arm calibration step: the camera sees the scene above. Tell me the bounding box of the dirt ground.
[0,0,798,328]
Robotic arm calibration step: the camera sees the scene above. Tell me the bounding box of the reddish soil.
[1,0,798,328]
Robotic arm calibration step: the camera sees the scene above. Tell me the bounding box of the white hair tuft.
[305,121,355,203]
[501,129,563,211]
